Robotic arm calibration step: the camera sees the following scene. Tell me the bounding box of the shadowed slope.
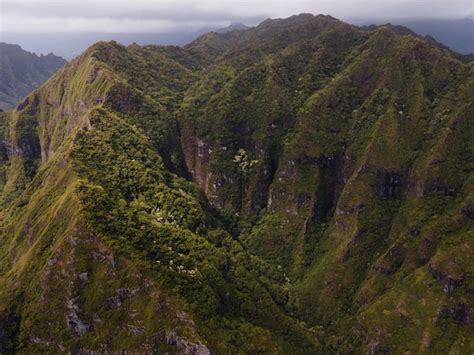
[0,14,473,353]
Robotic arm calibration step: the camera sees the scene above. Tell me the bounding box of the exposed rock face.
[182,134,211,194]
[66,297,92,336]
[367,342,388,355]
[20,221,210,353]
[379,172,404,199]
[439,303,474,330]
[428,264,464,293]
[166,332,211,355]
[1,13,473,355]
[105,84,142,114]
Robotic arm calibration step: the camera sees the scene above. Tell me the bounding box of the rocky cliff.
[0,14,473,353]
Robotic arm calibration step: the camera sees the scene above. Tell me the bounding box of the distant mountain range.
[0,42,66,110]
[1,18,472,61]
[353,18,474,55]
[0,23,251,60]
[0,18,471,111]
[359,23,474,63]
[1,14,473,353]
[402,19,473,54]
[216,22,250,33]
[0,24,249,111]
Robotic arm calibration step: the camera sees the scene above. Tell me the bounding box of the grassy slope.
[0,14,473,353]
[177,16,474,352]
[0,40,319,353]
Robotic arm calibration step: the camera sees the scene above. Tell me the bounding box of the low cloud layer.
[1,0,472,33]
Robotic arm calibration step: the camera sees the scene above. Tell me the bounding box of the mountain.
[393,19,474,55]
[353,18,474,55]
[0,14,473,353]
[217,23,250,33]
[0,32,212,60]
[0,43,66,111]
[359,23,474,63]
[3,18,470,61]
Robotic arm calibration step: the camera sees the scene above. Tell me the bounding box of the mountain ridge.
[0,42,66,111]
[0,14,473,353]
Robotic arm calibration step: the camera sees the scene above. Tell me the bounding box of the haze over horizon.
[1,0,473,57]
[1,0,472,33]
[1,2,474,353]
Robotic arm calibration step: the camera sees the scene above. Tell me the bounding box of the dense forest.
[0,14,473,353]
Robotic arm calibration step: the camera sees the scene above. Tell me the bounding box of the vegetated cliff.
[0,43,66,111]
[0,14,473,353]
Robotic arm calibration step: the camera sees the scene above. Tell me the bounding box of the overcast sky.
[1,0,473,33]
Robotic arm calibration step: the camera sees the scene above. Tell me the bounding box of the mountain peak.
[217,22,250,33]
[1,14,473,354]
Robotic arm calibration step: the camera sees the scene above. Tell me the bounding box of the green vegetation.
[0,14,473,354]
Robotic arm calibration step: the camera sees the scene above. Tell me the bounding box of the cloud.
[1,0,268,32]
[1,0,472,33]
[2,1,264,21]
[1,15,232,33]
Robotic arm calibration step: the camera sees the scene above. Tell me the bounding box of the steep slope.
[0,39,318,353]
[0,43,66,111]
[179,15,474,353]
[0,14,473,354]
[359,23,474,64]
